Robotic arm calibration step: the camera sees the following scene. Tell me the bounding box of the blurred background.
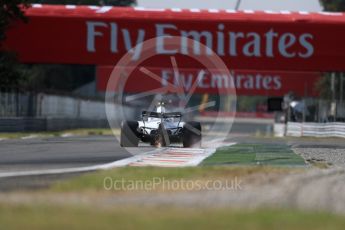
[0,0,344,138]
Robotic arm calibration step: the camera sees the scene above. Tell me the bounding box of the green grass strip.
[202,143,306,166]
[0,204,344,230]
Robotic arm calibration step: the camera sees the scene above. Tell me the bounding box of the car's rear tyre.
[183,121,201,148]
[120,120,139,147]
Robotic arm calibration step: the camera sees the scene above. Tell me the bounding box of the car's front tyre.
[183,121,202,148]
[120,120,139,147]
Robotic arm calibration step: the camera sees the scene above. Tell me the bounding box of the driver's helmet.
[156,102,166,113]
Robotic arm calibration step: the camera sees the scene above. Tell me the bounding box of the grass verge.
[202,143,306,166]
[0,204,344,230]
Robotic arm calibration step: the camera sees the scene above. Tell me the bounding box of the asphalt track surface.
[1,133,345,191]
[2,135,345,173]
[0,136,136,191]
[0,118,274,177]
[0,136,133,173]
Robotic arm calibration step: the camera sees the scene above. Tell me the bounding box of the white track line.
[0,142,236,178]
[21,135,39,140]
[0,149,161,178]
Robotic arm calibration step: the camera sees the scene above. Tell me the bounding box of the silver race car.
[120,103,201,148]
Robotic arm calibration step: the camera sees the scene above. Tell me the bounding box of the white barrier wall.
[80,100,106,119]
[274,123,285,137]
[0,93,139,131]
[280,122,345,138]
[40,94,80,118]
[38,94,137,120]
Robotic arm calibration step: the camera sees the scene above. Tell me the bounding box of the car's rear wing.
[142,111,182,118]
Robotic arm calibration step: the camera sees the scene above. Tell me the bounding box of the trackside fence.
[285,122,345,138]
[0,91,136,132]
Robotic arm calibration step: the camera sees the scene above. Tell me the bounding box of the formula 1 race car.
[120,103,201,148]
